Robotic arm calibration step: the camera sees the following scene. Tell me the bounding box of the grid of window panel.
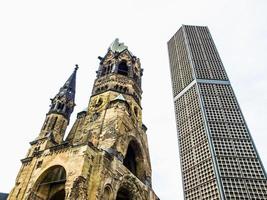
[184,25,228,81]
[169,25,267,199]
[168,27,194,97]
[175,85,220,199]
[199,83,267,199]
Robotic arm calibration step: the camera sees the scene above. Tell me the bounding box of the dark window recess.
[118,61,129,76]
[116,188,131,200]
[123,144,137,176]
[101,67,107,76]
[50,190,65,200]
[51,117,58,130]
[101,65,113,76]
[57,103,64,110]
[40,166,66,185]
[107,65,112,73]
[134,107,138,116]
[36,160,43,168]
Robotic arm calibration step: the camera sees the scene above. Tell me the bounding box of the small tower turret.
[48,65,78,120]
[38,65,78,144]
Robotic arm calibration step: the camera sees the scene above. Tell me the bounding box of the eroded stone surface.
[8,40,159,200]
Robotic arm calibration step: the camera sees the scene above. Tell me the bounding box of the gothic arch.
[116,187,132,200]
[123,139,145,182]
[102,184,113,200]
[117,60,129,76]
[29,165,66,200]
[115,175,143,200]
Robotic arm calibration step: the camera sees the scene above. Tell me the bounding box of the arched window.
[123,140,144,181]
[30,165,66,200]
[116,187,131,200]
[101,65,113,76]
[101,67,107,76]
[117,61,129,76]
[123,144,137,175]
[65,107,70,114]
[107,65,112,74]
[103,185,112,200]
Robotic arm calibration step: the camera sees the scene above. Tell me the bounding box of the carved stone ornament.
[118,175,145,200]
[69,176,88,199]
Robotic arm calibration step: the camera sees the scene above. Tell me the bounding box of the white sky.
[0,0,267,199]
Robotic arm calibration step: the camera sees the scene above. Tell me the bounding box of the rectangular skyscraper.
[168,25,267,199]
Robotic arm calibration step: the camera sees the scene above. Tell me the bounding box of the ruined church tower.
[8,39,159,200]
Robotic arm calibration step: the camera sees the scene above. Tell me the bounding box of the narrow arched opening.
[134,107,138,117]
[101,67,107,76]
[31,165,66,200]
[123,144,137,176]
[123,140,144,182]
[116,187,131,200]
[103,185,112,200]
[117,61,129,76]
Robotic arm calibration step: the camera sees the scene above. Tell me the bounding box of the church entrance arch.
[30,165,66,200]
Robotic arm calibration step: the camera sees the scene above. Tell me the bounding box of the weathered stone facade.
[8,39,159,200]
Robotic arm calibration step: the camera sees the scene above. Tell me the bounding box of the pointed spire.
[48,65,79,121]
[58,64,78,102]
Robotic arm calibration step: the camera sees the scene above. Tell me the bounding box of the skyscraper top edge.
[167,24,209,44]
[181,24,208,28]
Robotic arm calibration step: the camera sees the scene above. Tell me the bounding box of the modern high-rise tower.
[168,25,267,200]
[8,39,159,200]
